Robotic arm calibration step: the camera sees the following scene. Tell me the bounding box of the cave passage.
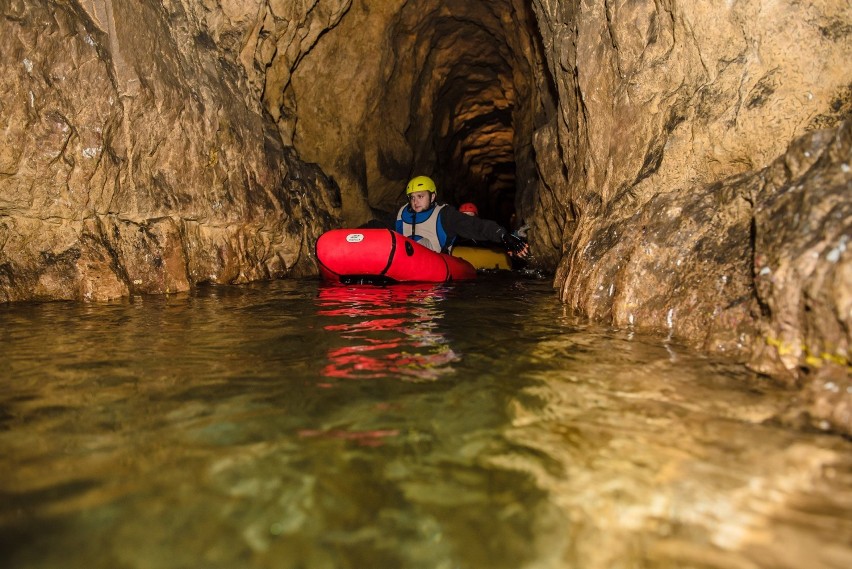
[412,15,521,228]
[287,0,544,230]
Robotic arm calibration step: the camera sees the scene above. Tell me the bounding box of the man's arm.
[443,207,530,259]
[443,207,505,243]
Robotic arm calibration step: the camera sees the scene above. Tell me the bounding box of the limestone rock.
[532,0,851,430]
[0,0,341,301]
[1,0,850,431]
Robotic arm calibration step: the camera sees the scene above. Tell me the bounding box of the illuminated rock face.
[0,0,343,301]
[0,1,849,427]
[529,0,851,430]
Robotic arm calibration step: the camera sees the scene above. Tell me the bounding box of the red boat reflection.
[315,283,459,381]
[297,428,400,447]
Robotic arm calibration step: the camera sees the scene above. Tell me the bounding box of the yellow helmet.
[406,175,436,195]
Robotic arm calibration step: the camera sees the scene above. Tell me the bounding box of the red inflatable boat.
[315,228,477,284]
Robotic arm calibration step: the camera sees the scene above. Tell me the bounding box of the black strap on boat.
[379,229,397,276]
[439,254,451,282]
[408,205,418,240]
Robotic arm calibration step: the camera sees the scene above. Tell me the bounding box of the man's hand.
[501,231,530,260]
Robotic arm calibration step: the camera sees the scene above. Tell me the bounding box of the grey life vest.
[395,203,449,253]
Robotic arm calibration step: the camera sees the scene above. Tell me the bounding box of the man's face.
[408,190,433,212]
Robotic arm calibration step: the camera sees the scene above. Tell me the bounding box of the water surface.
[1,277,850,568]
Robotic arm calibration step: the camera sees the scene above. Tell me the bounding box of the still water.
[1,277,850,569]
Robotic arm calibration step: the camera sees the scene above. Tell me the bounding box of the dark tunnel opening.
[399,5,535,231]
[287,0,549,233]
[433,72,518,228]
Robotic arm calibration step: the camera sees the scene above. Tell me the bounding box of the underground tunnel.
[1,2,851,567]
[284,0,546,233]
[0,0,850,432]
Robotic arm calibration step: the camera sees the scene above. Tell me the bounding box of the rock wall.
[530,0,851,430]
[0,0,342,301]
[1,0,849,428]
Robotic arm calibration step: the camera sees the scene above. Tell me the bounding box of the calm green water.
[1,277,850,569]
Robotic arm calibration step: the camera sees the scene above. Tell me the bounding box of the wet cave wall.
[1,1,850,428]
[0,0,343,301]
[530,0,851,432]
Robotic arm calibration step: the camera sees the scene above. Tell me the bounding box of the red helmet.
[459,202,479,216]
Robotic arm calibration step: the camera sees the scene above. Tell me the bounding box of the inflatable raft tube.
[316,228,477,284]
[451,245,512,270]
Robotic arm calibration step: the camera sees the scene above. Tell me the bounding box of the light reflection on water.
[0,277,850,569]
[316,283,458,382]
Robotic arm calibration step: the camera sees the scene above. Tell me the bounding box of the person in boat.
[454,201,489,248]
[458,202,479,216]
[395,176,529,259]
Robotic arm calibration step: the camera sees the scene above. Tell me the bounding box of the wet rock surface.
[557,122,851,432]
[531,0,851,431]
[0,0,341,301]
[0,1,850,430]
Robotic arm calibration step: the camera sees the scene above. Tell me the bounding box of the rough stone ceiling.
[286,0,542,227]
[424,17,517,221]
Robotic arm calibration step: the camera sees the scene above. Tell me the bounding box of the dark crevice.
[399,4,533,228]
